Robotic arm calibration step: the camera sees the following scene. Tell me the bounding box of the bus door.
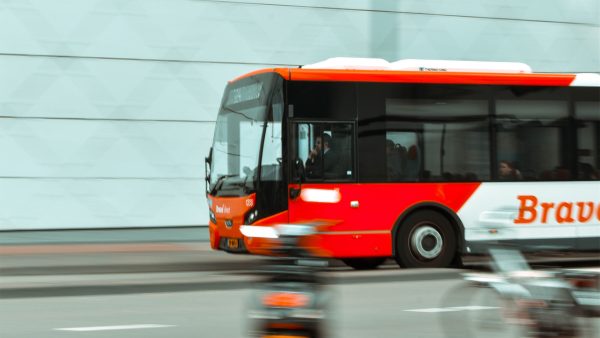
[288,122,380,257]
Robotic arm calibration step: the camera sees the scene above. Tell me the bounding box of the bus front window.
[259,88,283,182]
[210,82,268,196]
[209,74,283,197]
[210,107,264,195]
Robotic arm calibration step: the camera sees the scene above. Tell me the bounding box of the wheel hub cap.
[411,225,443,260]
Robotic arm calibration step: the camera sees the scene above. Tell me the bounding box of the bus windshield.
[209,74,281,196]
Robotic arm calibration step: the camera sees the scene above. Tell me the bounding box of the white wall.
[0,0,598,229]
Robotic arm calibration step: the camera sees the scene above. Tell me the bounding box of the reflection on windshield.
[260,96,283,182]
[210,105,266,195]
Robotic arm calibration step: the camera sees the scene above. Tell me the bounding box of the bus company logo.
[419,67,447,72]
[514,195,600,224]
[215,204,231,214]
[245,199,254,207]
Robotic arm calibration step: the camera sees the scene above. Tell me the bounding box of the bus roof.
[232,58,600,87]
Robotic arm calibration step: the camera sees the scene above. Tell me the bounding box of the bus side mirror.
[289,159,305,199]
[205,147,212,195]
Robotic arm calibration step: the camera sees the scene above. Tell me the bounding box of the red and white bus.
[205,58,600,269]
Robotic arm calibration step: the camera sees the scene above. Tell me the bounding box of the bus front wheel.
[394,210,457,268]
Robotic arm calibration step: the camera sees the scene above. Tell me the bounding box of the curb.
[2,259,598,299]
[0,268,462,299]
[0,259,263,276]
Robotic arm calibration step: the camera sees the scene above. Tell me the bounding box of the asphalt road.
[0,277,503,338]
[1,275,598,338]
[1,227,598,337]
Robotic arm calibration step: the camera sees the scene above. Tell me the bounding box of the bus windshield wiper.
[210,174,236,195]
[226,177,255,195]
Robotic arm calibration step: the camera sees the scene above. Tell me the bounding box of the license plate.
[227,238,239,249]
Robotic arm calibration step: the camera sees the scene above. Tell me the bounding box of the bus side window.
[385,132,420,181]
[575,100,600,180]
[496,93,570,181]
[329,124,354,179]
[384,94,490,182]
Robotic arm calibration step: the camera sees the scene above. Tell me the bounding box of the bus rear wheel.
[394,210,457,268]
[342,257,386,270]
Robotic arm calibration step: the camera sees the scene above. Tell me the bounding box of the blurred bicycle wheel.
[439,281,521,338]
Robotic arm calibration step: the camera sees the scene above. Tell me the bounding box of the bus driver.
[306,133,338,178]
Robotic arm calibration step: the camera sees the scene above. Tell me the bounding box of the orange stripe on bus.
[230,68,290,82]
[231,68,576,86]
[287,69,576,86]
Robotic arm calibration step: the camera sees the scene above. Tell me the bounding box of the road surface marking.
[405,306,499,313]
[55,324,175,331]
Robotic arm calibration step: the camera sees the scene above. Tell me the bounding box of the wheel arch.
[391,203,465,258]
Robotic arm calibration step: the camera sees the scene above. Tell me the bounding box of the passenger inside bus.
[538,165,573,180]
[498,160,522,180]
[577,162,599,180]
[405,145,420,179]
[386,139,404,180]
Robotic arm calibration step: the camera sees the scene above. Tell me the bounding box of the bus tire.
[394,210,457,268]
[341,257,386,270]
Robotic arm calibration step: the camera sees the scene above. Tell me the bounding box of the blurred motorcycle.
[241,224,331,338]
[442,247,599,338]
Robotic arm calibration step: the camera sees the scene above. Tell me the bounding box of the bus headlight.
[209,210,216,224]
[245,209,258,224]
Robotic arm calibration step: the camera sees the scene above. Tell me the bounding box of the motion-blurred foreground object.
[243,224,331,338]
[441,247,599,338]
[205,57,600,269]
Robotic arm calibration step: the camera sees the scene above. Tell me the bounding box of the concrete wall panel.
[0,178,206,230]
[0,1,597,71]
[231,1,600,25]
[0,0,598,230]
[0,55,266,120]
[0,118,212,178]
